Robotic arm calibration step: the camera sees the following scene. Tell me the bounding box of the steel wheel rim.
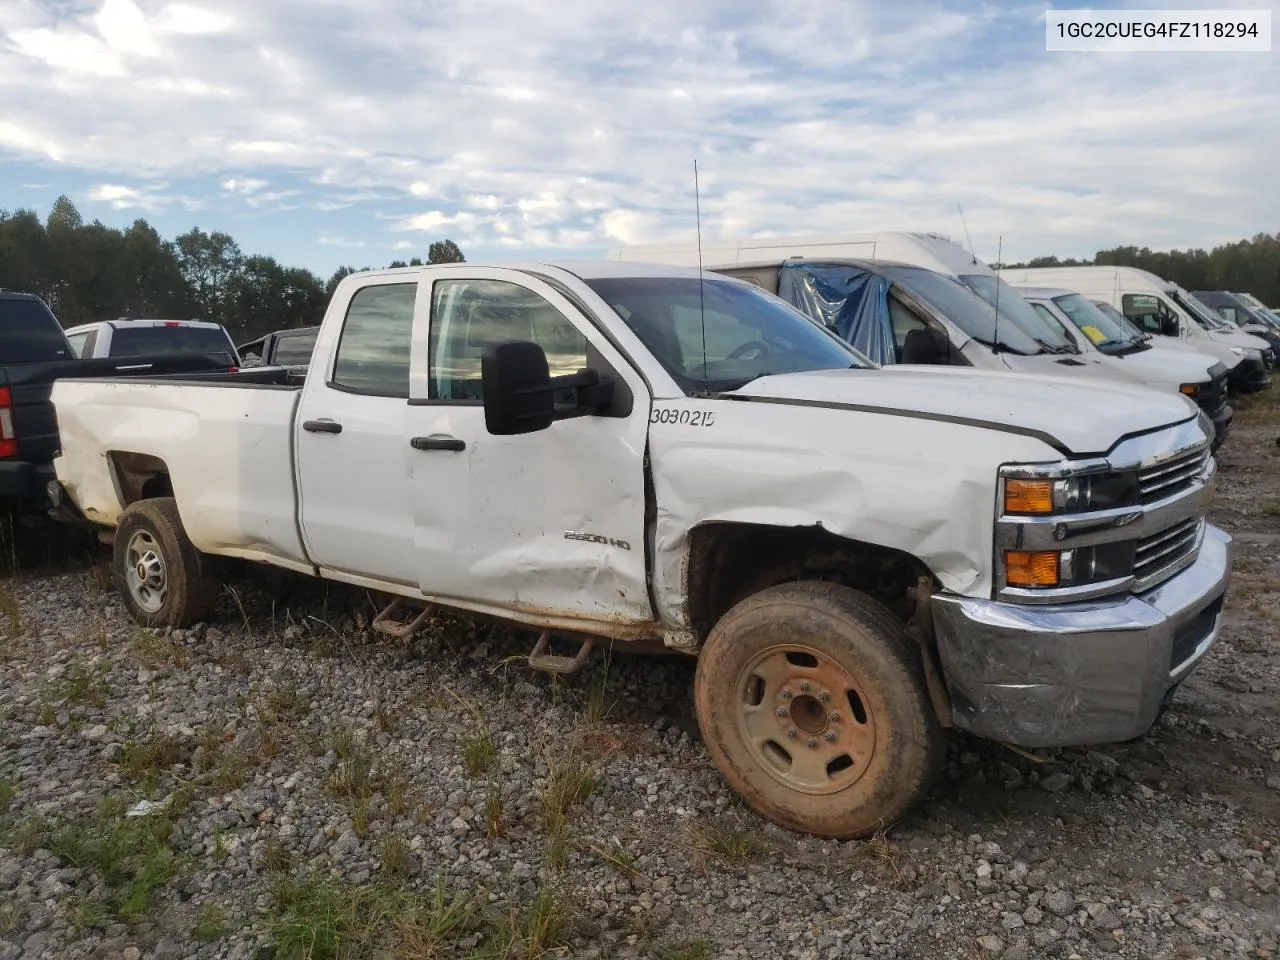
[733,643,878,796]
[124,530,167,614]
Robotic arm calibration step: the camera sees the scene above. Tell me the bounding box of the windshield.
[1232,293,1280,327]
[583,276,868,392]
[1050,293,1138,348]
[874,267,1062,355]
[1172,291,1230,331]
[110,324,238,363]
[0,298,75,364]
[1219,295,1278,330]
[957,274,1078,354]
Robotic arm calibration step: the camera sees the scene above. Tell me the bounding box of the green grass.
[0,902,29,937]
[688,820,765,865]
[378,834,411,881]
[461,729,497,777]
[655,940,715,960]
[264,834,295,874]
[38,794,188,926]
[263,686,311,721]
[474,888,574,960]
[268,874,476,960]
[539,752,600,872]
[263,872,578,960]
[121,731,191,782]
[192,902,231,941]
[0,777,14,815]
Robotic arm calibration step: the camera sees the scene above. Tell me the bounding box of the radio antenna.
[992,235,1003,353]
[957,204,977,264]
[694,159,709,396]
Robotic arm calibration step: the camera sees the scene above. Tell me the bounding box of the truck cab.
[237,325,319,375]
[65,318,241,368]
[1016,286,1232,448]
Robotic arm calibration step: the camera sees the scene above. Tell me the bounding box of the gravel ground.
[2,393,1278,960]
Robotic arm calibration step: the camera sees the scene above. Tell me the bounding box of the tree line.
[1002,231,1280,306]
[4,195,1276,343]
[0,196,465,343]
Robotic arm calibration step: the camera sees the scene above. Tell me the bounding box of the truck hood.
[1206,327,1271,351]
[724,366,1199,457]
[1110,345,1216,386]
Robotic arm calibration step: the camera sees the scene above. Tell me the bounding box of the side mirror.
[900,327,951,365]
[1159,315,1179,337]
[481,341,555,435]
[481,340,616,436]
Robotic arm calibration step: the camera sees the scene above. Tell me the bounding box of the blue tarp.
[777,263,896,365]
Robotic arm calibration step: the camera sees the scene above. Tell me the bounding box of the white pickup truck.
[49,261,1231,838]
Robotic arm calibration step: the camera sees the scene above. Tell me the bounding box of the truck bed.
[51,374,311,571]
[1,355,260,505]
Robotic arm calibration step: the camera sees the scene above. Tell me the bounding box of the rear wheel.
[694,581,945,838]
[114,497,218,628]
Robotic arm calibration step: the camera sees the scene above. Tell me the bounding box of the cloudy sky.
[1,0,1276,274]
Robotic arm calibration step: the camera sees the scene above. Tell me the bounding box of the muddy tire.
[694,581,945,838]
[113,497,218,628]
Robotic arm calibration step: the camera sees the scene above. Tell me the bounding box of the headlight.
[1001,469,1136,516]
[1179,382,1202,396]
[1231,346,1263,359]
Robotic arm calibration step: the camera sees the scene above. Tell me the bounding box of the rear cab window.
[109,324,238,363]
[0,298,74,364]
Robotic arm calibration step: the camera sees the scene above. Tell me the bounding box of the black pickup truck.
[1,292,236,512]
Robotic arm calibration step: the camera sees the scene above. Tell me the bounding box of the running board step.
[528,631,594,675]
[372,598,431,639]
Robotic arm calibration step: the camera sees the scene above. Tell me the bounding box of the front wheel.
[113,497,218,628]
[694,581,945,838]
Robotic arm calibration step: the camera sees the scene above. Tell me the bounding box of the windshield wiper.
[1033,338,1074,355]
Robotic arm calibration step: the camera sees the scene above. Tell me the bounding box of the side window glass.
[66,332,89,358]
[331,283,417,397]
[1121,294,1161,334]
[887,297,927,351]
[429,279,587,402]
[1030,303,1070,339]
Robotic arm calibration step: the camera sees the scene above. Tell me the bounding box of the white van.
[994,266,1273,394]
[608,232,1155,387]
[1016,286,1231,448]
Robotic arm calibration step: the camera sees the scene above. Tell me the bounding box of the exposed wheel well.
[686,522,937,642]
[107,452,172,507]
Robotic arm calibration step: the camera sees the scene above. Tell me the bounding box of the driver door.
[404,269,653,624]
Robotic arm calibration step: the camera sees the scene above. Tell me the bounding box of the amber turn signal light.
[1004,478,1054,514]
[1005,550,1060,588]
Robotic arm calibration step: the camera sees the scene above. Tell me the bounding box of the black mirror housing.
[481,341,555,435]
[481,340,618,436]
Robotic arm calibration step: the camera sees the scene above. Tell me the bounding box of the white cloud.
[86,183,171,210]
[222,177,268,194]
[318,234,368,248]
[0,0,1275,262]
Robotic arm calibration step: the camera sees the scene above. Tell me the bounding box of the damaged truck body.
[49,261,1230,838]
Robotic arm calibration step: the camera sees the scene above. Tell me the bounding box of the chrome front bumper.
[931,524,1231,747]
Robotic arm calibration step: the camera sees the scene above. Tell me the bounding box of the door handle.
[302,419,343,434]
[410,435,466,452]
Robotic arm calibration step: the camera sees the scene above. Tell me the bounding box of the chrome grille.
[1137,447,1209,505]
[1134,516,1203,588]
